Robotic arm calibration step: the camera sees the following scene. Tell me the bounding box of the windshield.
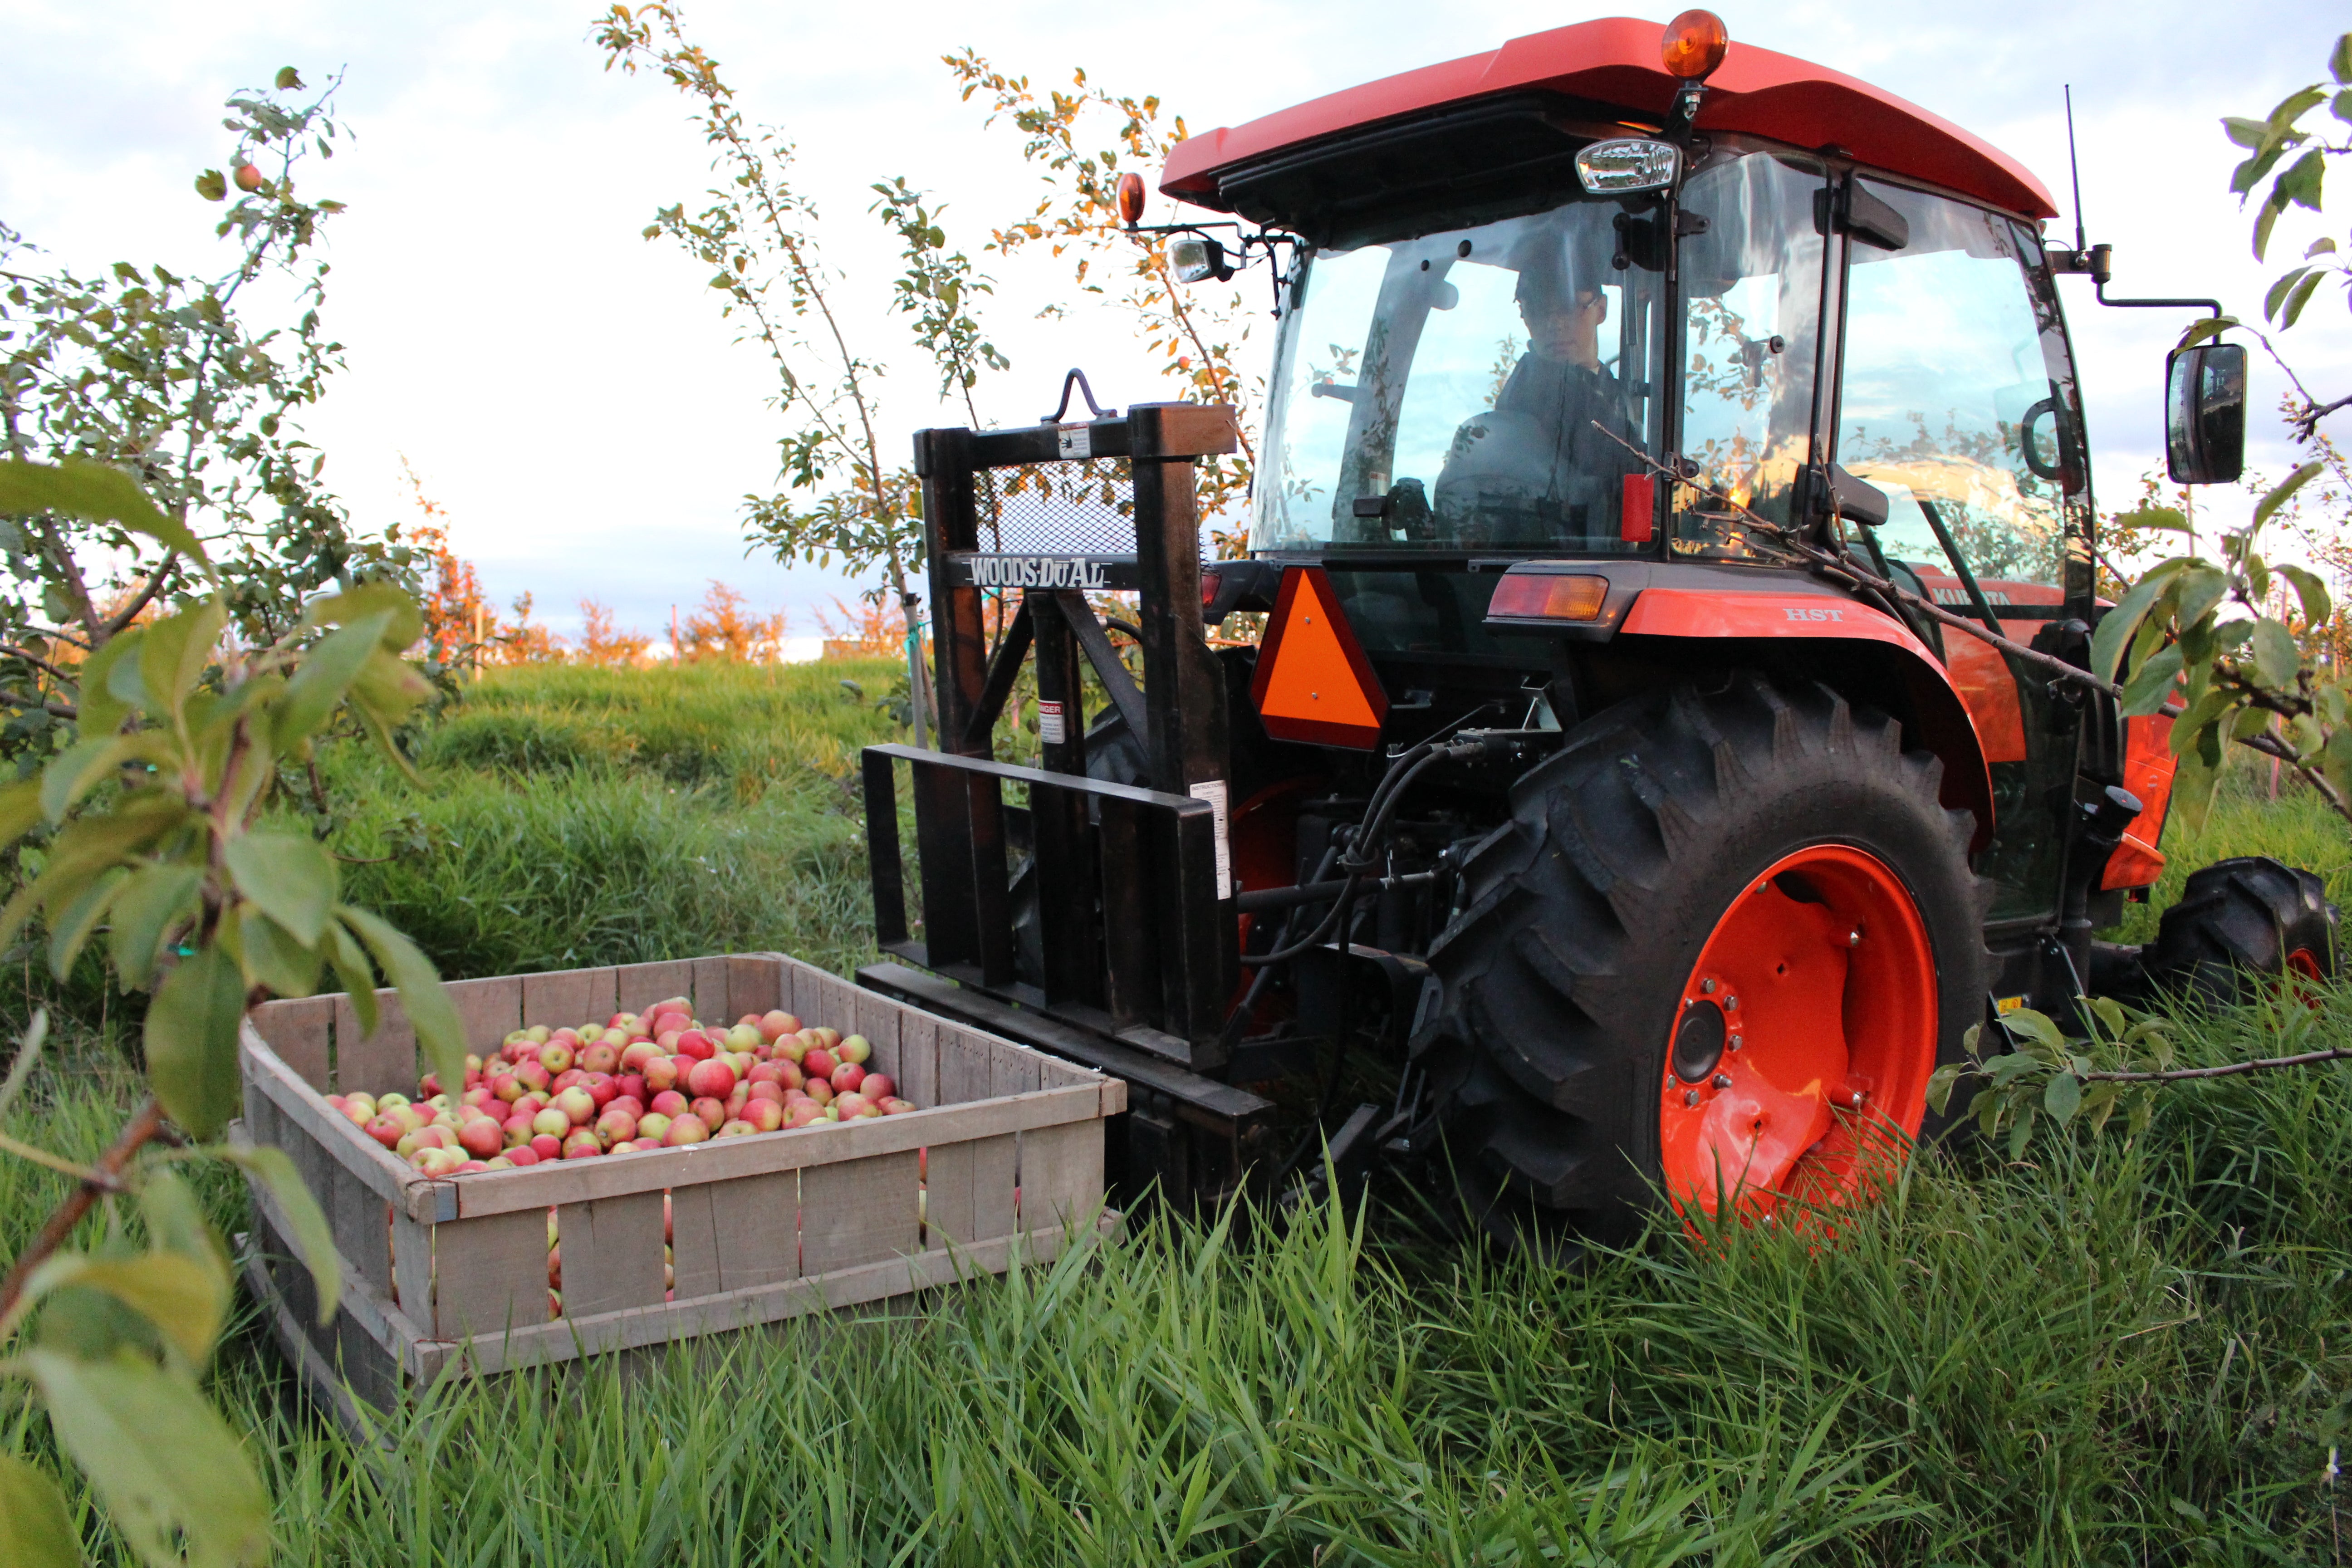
[1254,197,1666,552]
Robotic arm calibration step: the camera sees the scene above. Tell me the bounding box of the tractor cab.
[860,13,2337,1244]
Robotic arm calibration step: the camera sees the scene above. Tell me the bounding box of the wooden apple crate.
[233,951,1124,1419]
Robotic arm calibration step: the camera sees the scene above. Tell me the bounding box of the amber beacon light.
[1662,10,1730,80]
[1116,172,1147,228]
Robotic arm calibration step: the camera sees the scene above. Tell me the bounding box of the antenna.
[2063,84,2087,255]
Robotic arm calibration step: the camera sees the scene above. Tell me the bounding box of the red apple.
[642,1056,679,1093]
[555,1088,596,1126]
[507,1146,541,1166]
[609,1095,646,1121]
[651,1089,688,1117]
[516,1060,552,1095]
[419,1073,444,1098]
[366,1115,405,1149]
[723,1023,764,1052]
[457,1119,503,1158]
[830,1062,865,1094]
[689,1096,727,1132]
[462,1086,495,1112]
[748,1081,789,1108]
[540,1042,576,1075]
[833,1091,872,1118]
[811,1027,841,1050]
[861,1073,895,1102]
[838,1034,872,1067]
[804,1078,834,1106]
[512,1093,548,1121]
[617,1072,648,1103]
[561,1129,603,1160]
[676,1029,717,1062]
[583,1072,618,1108]
[802,1048,837,1080]
[491,1073,524,1102]
[595,1108,637,1147]
[879,1097,915,1115]
[715,1119,757,1138]
[662,1115,709,1147]
[581,1042,621,1074]
[759,1010,801,1043]
[532,1106,572,1139]
[637,1111,673,1142]
[607,1011,638,1031]
[552,1068,585,1095]
[530,1133,562,1161]
[743,1098,785,1132]
[503,1116,533,1148]
[620,1041,661,1073]
[785,1102,826,1129]
[725,1085,750,1120]
[686,1058,737,1099]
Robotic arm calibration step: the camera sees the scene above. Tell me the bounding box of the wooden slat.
[445,976,524,1057]
[667,1183,722,1300]
[332,1161,393,1296]
[794,965,859,1037]
[725,956,783,1019]
[691,956,732,1024]
[242,1031,423,1207]
[450,1211,1120,1376]
[936,1025,992,1107]
[452,1084,1102,1216]
[706,1171,799,1292]
[854,990,902,1081]
[556,1191,665,1317]
[333,989,416,1100]
[431,1210,548,1338]
[252,997,333,1092]
[925,1132,1017,1248]
[800,1150,918,1275]
[522,965,618,1033]
[1019,1119,1104,1234]
[897,1009,939,1110]
[392,1211,433,1325]
[616,960,693,1017]
[990,1039,1044,1100]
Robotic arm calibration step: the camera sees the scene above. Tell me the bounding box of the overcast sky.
[5,0,2347,642]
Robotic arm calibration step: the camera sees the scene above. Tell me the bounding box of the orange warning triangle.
[1250,566,1389,749]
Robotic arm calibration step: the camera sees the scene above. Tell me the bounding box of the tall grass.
[6,668,2352,1561]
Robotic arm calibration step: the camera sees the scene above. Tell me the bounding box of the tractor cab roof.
[1159,16,2057,235]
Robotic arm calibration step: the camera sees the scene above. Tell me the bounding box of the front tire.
[2145,855,2338,1007]
[1416,672,1988,1250]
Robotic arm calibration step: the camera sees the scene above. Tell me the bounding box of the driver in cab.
[1436,242,1638,544]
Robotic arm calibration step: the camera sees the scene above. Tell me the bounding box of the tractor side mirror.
[2164,342,2245,485]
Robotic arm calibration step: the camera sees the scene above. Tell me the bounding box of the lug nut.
[1712,1073,1733,1089]
[1700,978,1716,995]
[1848,927,1863,946]
[1725,996,1739,1011]
[1683,1089,1701,1107]
[1848,1090,1866,1108]
[1727,1034,1743,1051]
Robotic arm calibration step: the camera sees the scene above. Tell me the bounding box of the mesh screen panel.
[978,460,1136,554]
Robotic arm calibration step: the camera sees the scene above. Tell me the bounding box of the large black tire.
[2145,856,2338,1008]
[1414,671,1989,1250]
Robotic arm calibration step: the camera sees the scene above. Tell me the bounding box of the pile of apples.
[323,997,918,1176]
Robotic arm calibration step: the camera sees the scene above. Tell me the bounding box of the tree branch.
[102,559,176,637]
[2086,1044,2352,1083]
[0,1097,166,1323]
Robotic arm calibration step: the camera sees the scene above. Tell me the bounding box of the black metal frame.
[859,400,1276,1205]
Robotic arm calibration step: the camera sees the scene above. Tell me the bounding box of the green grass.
[8,676,2352,1563]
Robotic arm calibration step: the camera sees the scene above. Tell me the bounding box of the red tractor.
[860,13,2337,1246]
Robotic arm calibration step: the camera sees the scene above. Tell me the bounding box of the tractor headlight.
[1171,234,1231,284]
[1574,138,1680,194]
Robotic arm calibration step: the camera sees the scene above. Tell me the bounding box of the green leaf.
[2087,995,2127,1037]
[2278,563,2333,626]
[269,612,390,749]
[2043,1071,2082,1126]
[228,907,322,998]
[347,647,432,730]
[195,168,226,202]
[2172,744,2225,831]
[17,1251,225,1367]
[24,1348,267,1568]
[46,867,127,983]
[2002,1008,2066,1053]
[220,830,335,947]
[2280,269,2327,329]
[0,460,212,578]
[135,597,227,728]
[74,629,143,737]
[2119,645,2185,717]
[336,905,462,1091]
[1985,1052,2043,1087]
[143,946,247,1140]
[274,65,303,89]
[215,1144,339,1323]
[301,583,421,653]
[2092,563,2189,681]
[2083,1081,2123,1136]
[2264,265,2314,323]
[2173,564,2231,632]
[320,922,377,1038]
[2249,618,2302,689]
[40,736,155,825]
[0,1453,84,1568]
[107,864,202,992]
[2254,461,2325,530]
[2335,34,2352,84]
[0,778,41,849]
[1927,1063,1964,1115]
[2006,1107,2035,1161]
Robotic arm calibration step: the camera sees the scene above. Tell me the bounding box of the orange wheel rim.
[1658,844,1937,1221]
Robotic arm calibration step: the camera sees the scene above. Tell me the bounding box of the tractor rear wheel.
[2144,856,2338,1007]
[1416,672,1987,1250]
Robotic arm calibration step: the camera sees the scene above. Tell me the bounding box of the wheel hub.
[1658,843,1937,1220]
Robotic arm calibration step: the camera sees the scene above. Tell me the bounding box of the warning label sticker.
[1037,700,1067,746]
[1188,778,1233,898]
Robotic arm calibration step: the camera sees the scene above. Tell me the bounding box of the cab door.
[1827,175,2096,926]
